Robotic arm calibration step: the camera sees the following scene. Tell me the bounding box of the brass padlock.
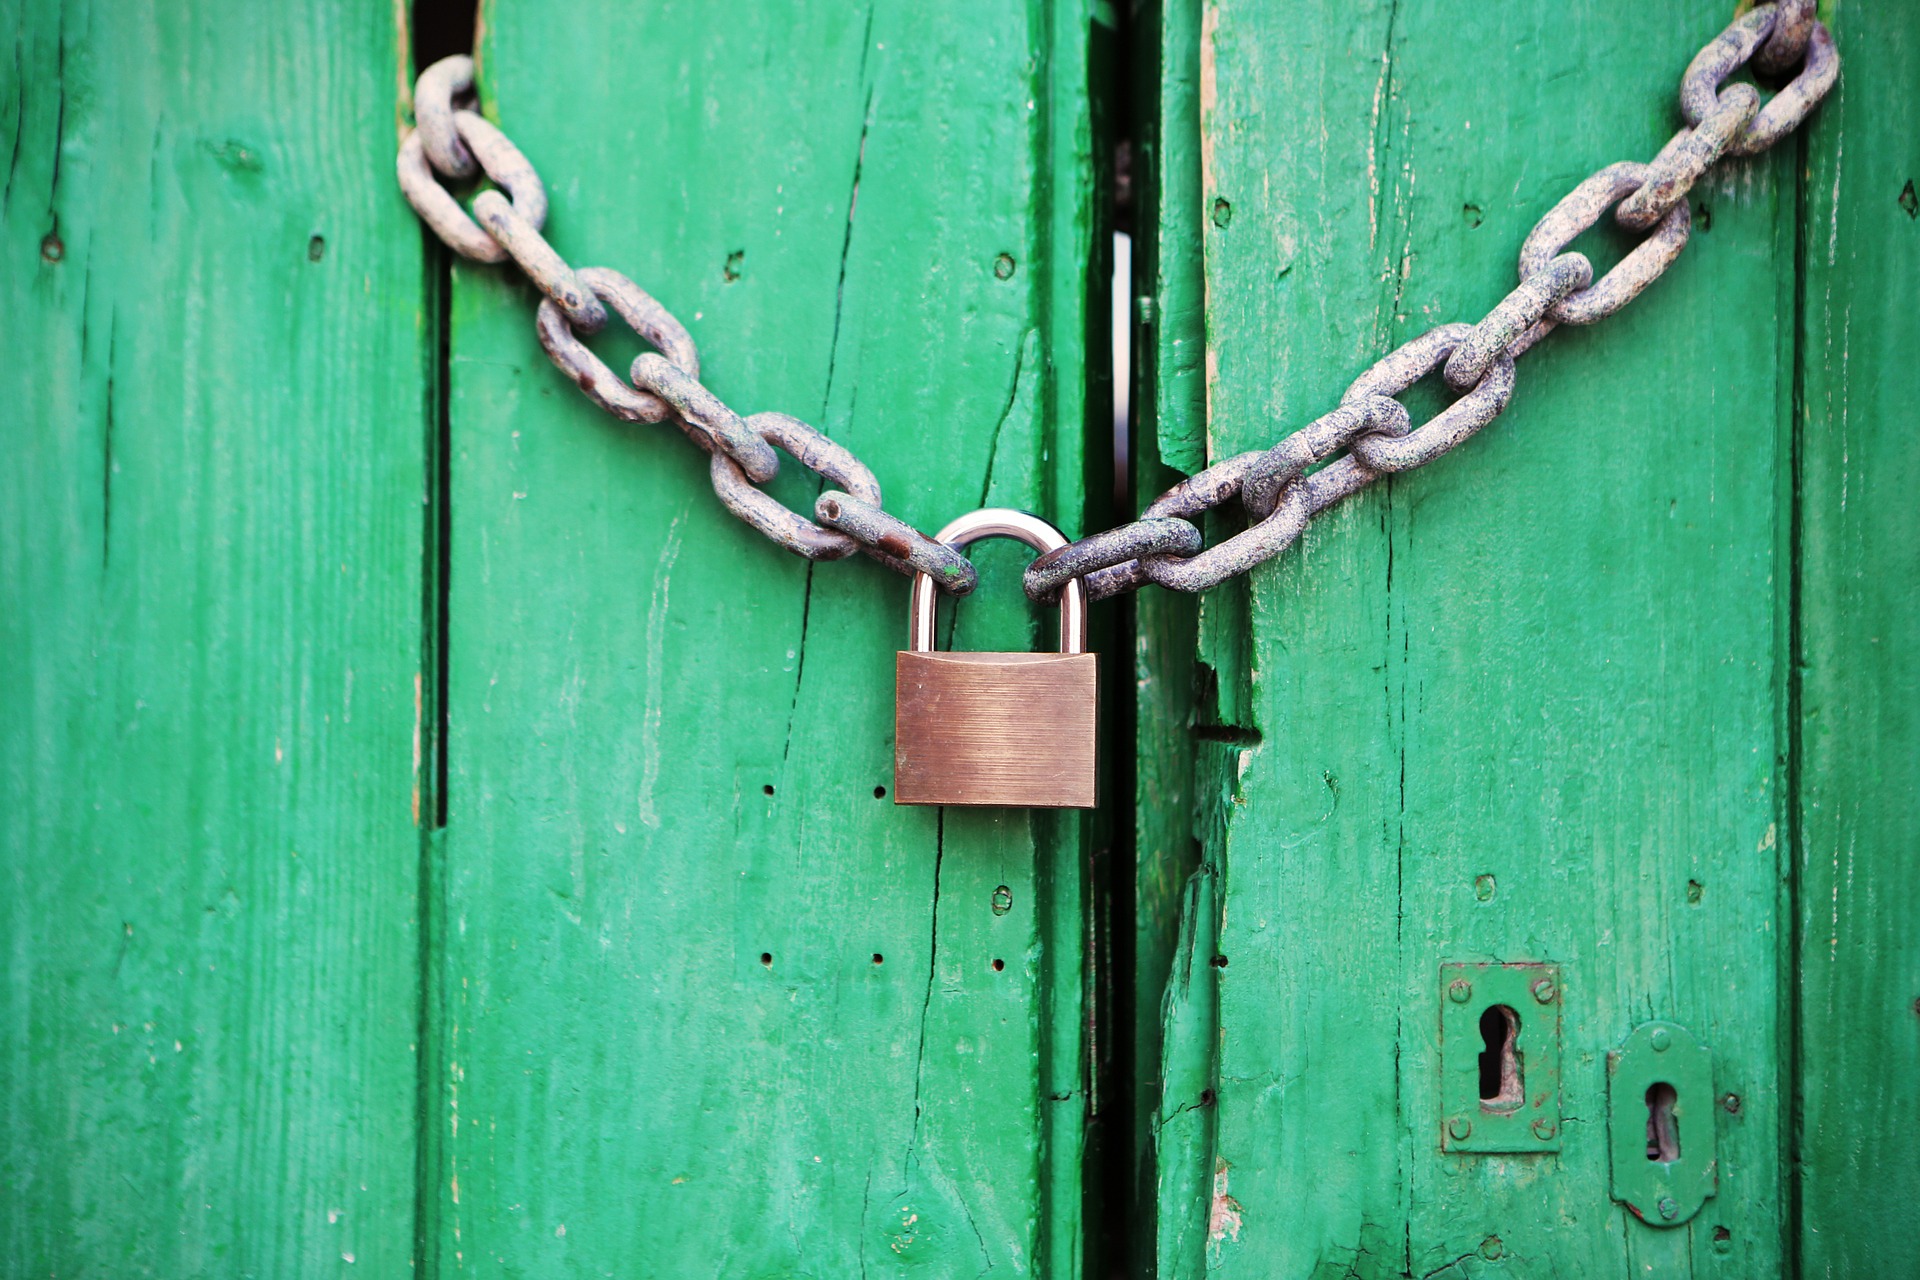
[894,509,1096,808]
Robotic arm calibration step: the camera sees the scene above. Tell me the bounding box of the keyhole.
[1477,1005,1523,1110]
[1645,1082,1681,1162]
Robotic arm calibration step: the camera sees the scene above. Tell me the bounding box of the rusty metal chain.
[1029,0,1838,603]
[396,55,978,594]
[396,3,1837,609]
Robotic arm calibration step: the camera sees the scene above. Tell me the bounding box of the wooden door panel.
[1796,4,1920,1275]
[430,4,1102,1275]
[6,2,1911,1273]
[2,2,428,1273]
[1141,2,1807,1273]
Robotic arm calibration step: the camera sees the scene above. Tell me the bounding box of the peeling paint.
[1208,1159,1242,1244]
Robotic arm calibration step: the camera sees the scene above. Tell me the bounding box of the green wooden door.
[5,1,1915,1277]
[1130,1,1920,1277]
[423,2,1106,1274]
[4,0,1112,1275]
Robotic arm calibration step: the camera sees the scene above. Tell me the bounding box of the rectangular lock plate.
[1439,962,1563,1153]
[894,651,1098,808]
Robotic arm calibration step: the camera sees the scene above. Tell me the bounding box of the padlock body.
[894,651,1097,808]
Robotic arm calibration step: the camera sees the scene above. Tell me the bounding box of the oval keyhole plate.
[1608,1020,1716,1227]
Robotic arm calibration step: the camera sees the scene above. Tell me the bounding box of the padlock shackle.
[909,509,1088,656]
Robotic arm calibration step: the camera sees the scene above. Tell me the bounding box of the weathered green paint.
[1142,0,1837,1274]
[426,2,1102,1276]
[5,1,1913,1274]
[1124,1,1210,1270]
[1795,3,1920,1275]
[1,1,426,1274]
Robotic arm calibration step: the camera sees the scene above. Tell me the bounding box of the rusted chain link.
[713,415,882,562]
[1519,164,1691,325]
[814,492,980,594]
[397,3,1837,610]
[411,54,479,180]
[396,55,971,587]
[535,267,693,425]
[1681,3,1839,157]
[1027,0,1837,605]
[1753,0,1816,78]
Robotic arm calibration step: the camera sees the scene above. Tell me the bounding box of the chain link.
[712,415,882,561]
[814,493,981,593]
[1039,0,1837,603]
[396,2,1837,607]
[411,54,479,180]
[1519,163,1691,325]
[534,267,693,425]
[396,55,969,590]
[1753,0,1816,78]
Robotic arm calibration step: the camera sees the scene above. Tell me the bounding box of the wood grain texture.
[429,2,1100,1275]
[0,1,426,1274]
[1795,3,1920,1275]
[1125,2,1210,1265]
[1150,1,1812,1273]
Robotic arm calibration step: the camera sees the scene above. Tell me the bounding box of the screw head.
[1530,977,1558,1004]
[1531,1117,1557,1141]
[1722,1093,1743,1115]
[1479,1236,1504,1261]
[1657,1196,1679,1221]
[1448,979,1473,1004]
[1651,1027,1673,1052]
[1447,1117,1472,1141]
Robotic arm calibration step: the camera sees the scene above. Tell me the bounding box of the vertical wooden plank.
[0,1,427,1274]
[1796,4,1920,1275]
[1188,4,1409,1270]
[430,2,1100,1274]
[1129,0,1209,1268]
[1158,1,1803,1273]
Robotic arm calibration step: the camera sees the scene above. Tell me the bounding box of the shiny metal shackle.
[909,509,1088,655]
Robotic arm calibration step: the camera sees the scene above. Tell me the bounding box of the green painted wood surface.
[5,1,1914,1274]
[1795,4,1920,1275]
[1,1,427,1274]
[427,3,1102,1275]
[1125,0,1209,1269]
[1139,0,1858,1274]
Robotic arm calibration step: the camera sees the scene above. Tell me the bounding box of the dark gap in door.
[1783,99,1813,1280]
[1090,1,1141,1276]
[411,2,471,834]
[409,5,476,1275]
